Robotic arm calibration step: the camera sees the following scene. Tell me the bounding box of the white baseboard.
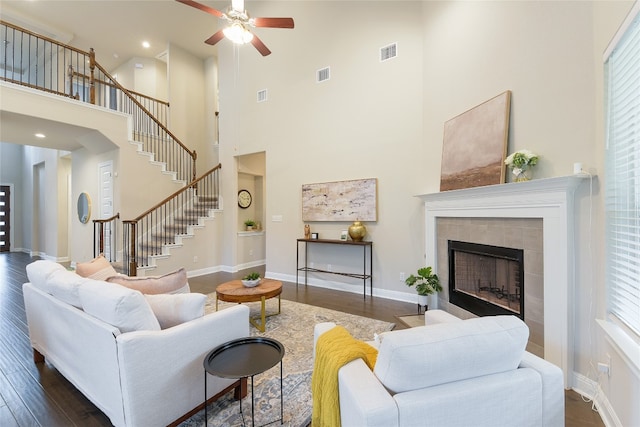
[186,265,224,278]
[265,270,420,304]
[572,371,621,427]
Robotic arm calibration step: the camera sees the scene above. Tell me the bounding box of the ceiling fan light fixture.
[231,0,244,12]
[223,22,253,44]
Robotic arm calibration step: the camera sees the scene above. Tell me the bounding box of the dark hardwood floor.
[1,252,603,426]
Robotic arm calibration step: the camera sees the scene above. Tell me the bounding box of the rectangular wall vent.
[380,43,398,62]
[316,67,330,83]
[257,89,268,103]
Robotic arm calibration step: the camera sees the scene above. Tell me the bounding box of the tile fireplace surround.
[419,175,589,387]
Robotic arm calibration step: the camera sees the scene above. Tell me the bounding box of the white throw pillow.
[374,315,529,394]
[45,269,85,308]
[144,293,207,329]
[106,268,190,294]
[26,260,66,289]
[79,279,160,333]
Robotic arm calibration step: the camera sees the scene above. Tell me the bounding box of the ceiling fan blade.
[250,34,272,56]
[205,30,225,46]
[176,0,224,18]
[252,17,295,29]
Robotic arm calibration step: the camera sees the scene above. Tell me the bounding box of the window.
[604,3,640,338]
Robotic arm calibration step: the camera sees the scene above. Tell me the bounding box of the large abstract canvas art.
[302,178,377,222]
[440,91,511,191]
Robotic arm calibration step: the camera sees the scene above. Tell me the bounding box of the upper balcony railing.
[0,20,196,183]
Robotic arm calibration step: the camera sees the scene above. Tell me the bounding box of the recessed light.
[142,41,150,49]
[35,133,46,138]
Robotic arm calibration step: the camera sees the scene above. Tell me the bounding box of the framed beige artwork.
[302,178,377,222]
[440,91,511,191]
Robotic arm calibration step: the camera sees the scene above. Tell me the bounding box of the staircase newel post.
[89,48,96,105]
[192,151,197,183]
[129,222,137,277]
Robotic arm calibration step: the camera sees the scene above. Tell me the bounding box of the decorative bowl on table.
[241,278,261,287]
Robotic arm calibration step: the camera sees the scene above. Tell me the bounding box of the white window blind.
[605,5,640,337]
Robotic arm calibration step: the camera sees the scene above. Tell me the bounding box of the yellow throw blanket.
[311,325,378,427]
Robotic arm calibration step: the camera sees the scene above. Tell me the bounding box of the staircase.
[0,20,221,276]
[123,165,222,276]
[136,193,220,271]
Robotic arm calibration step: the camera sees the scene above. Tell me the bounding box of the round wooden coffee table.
[215,279,283,332]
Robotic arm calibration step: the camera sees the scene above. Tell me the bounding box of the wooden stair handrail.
[90,56,196,166]
[93,213,120,259]
[124,164,222,223]
[0,77,76,99]
[92,213,120,224]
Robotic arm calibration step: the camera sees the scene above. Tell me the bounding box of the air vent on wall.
[316,67,330,83]
[380,43,398,62]
[155,50,168,63]
[257,89,268,103]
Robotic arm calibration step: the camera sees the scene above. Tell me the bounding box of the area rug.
[178,294,395,427]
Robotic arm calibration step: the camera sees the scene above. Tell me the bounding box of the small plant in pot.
[241,272,261,287]
[405,266,443,313]
[244,219,256,231]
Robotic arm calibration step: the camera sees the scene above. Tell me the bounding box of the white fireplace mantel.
[418,175,590,387]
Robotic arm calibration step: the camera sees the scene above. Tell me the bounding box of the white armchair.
[314,311,564,427]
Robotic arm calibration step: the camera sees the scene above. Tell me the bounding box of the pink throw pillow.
[106,268,189,295]
[76,254,118,281]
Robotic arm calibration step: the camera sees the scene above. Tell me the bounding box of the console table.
[296,238,373,298]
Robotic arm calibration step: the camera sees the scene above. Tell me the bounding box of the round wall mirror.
[77,192,91,224]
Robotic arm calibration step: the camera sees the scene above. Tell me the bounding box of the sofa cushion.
[79,279,161,333]
[144,293,207,329]
[75,254,119,281]
[374,315,529,394]
[26,260,66,289]
[106,268,190,294]
[45,269,85,308]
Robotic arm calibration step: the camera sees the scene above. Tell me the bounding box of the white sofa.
[23,260,250,427]
[314,310,564,427]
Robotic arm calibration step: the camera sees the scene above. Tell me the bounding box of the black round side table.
[203,337,285,426]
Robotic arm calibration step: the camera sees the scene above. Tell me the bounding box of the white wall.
[21,146,69,261]
[218,1,425,293]
[167,44,209,172]
[217,1,638,425]
[111,56,168,102]
[205,56,220,163]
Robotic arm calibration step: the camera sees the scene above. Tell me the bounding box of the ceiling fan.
[177,0,294,56]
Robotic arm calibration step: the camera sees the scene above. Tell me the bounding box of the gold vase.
[348,221,367,241]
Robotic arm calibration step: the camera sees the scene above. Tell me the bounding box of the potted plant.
[241,272,261,287]
[405,266,443,311]
[504,149,539,182]
[244,219,256,231]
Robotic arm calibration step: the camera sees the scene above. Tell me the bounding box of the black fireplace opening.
[448,240,524,320]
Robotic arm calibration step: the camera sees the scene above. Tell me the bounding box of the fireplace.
[448,240,524,320]
[419,175,589,386]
